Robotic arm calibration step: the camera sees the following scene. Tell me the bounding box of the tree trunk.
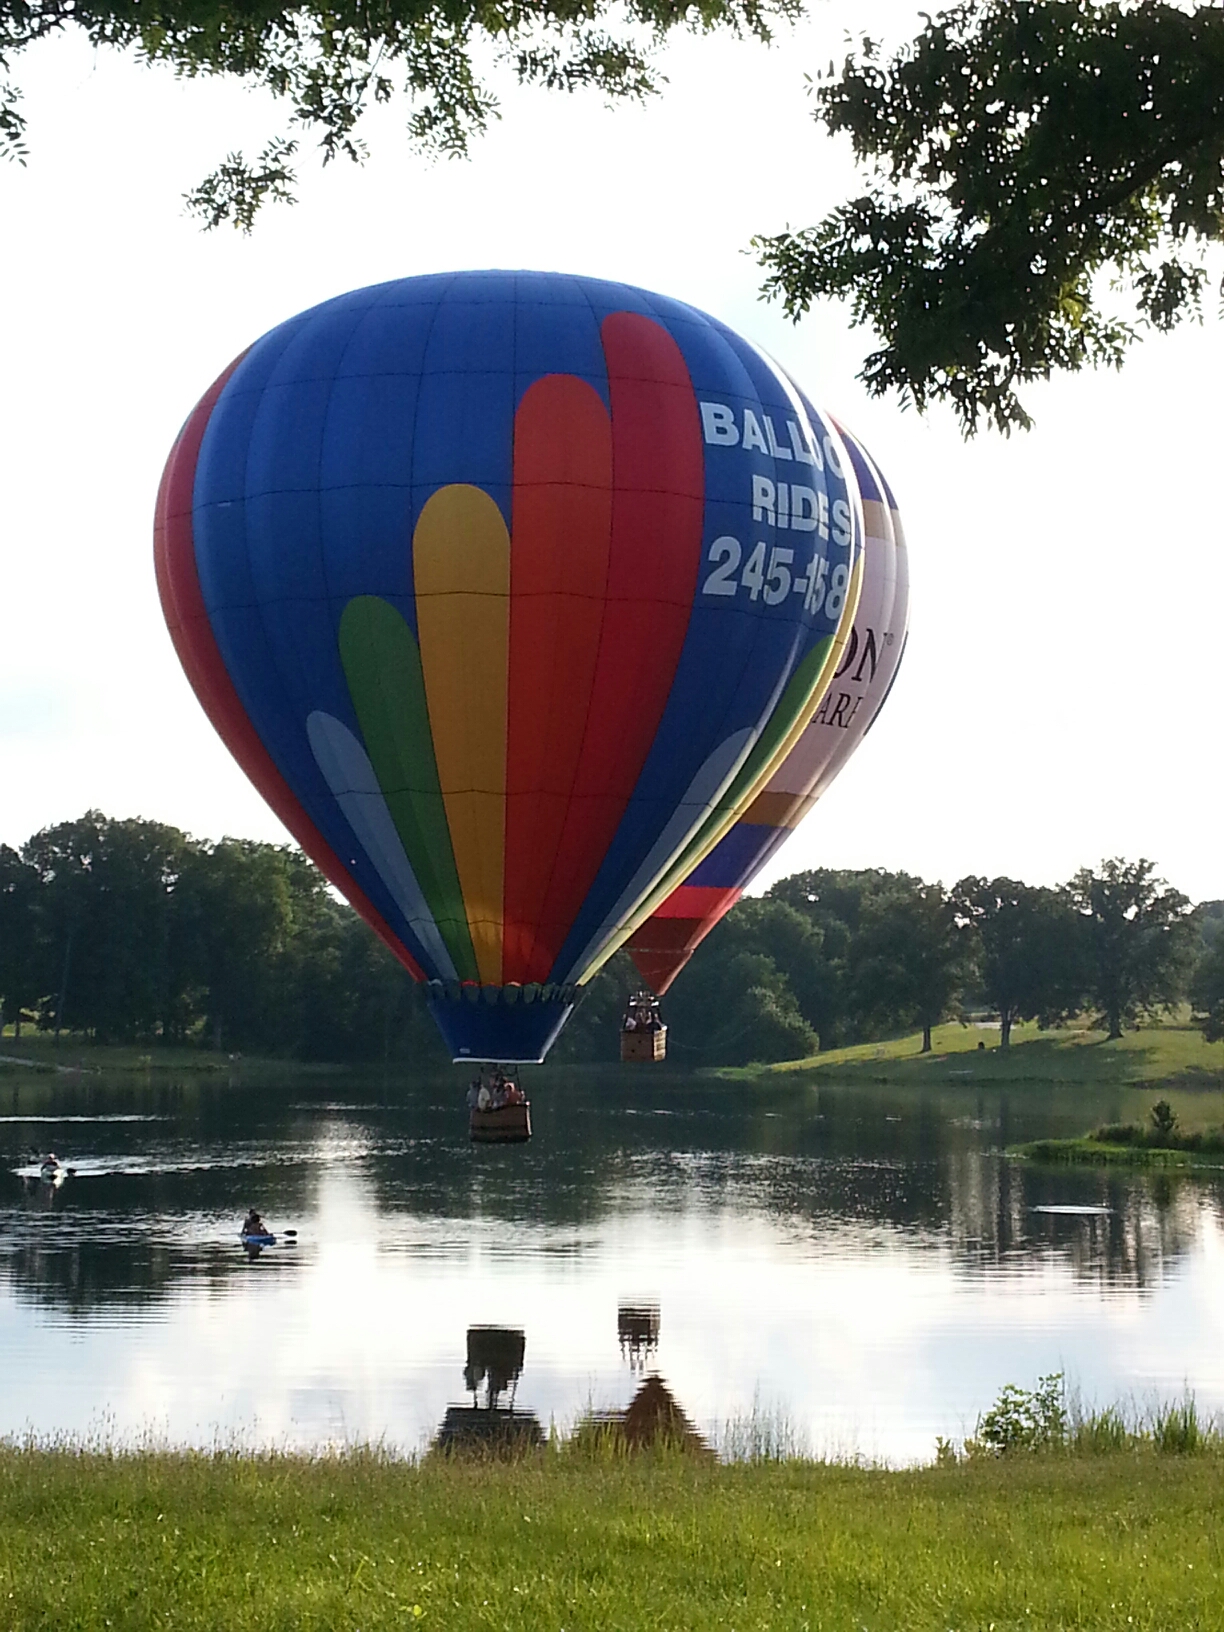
[54,929,74,1045]
[1107,1005,1123,1040]
[1000,1009,1012,1049]
[13,1011,21,1040]
[921,1022,932,1053]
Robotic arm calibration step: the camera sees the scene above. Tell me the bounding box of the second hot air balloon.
[625,425,910,999]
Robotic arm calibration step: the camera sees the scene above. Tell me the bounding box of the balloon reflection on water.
[435,1308,708,1455]
[617,1300,661,1373]
[436,1326,543,1452]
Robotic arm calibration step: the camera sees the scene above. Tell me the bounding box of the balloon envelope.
[626,426,909,994]
[155,271,859,1061]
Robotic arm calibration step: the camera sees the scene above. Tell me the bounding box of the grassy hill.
[726,1015,1224,1097]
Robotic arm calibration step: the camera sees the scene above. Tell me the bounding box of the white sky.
[2,5,1221,902]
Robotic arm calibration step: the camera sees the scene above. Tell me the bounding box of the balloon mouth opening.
[425,981,579,1065]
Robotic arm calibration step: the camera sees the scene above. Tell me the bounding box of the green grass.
[1012,1136,1216,1169]
[0,1032,343,1079]
[1014,1111,1224,1169]
[725,1014,1224,1096]
[4,1443,1224,1630]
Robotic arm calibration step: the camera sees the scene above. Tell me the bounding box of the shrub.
[971,1373,1067,1455]
[1150,1099,1178,1140]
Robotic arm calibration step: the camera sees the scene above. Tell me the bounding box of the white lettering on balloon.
[696,400,848,611]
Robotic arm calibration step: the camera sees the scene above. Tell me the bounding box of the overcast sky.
[2,3,1221,903]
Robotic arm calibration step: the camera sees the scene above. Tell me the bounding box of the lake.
[2,1063,1223,1464]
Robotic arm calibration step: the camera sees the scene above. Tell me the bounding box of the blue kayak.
[240,1232,276,1246]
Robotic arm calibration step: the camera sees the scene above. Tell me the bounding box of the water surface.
[2,1065,1222,1463]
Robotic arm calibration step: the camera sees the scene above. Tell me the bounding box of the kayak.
[239,1232,276,1246]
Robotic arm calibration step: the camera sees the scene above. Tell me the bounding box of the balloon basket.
[620,1026,667,1063]
[470,1103,533,1143]
[620,992,667,1061]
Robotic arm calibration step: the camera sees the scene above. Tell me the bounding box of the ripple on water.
[0,1115,170,1124]
[1030,1204,1114,1217]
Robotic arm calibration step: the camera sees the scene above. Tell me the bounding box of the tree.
[0,0,798,229]
[1192,900,1224,952]
[768,867,928,1046]
[953,876,1086,1046]
[1068,858,1193,1039]
[0,843,40,1036]
[172,838,299,1052]
[22,813,189,1042]
[706,897,834,1041]
[1190,936,1224,1045]
[850,882,974,1052]
[754,0,1224,435]
[643,903,819,1066]
[673,945,817,1065]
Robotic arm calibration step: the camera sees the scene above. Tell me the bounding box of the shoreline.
[1011,1134,1224,1170]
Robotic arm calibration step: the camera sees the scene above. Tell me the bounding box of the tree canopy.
[1068,857,1193,1040]
[1190,932,1224,1045]
[754,0,1224,434]
[952,876,1085,1046]
[0,0,797,227]
[0,812,1212,1063]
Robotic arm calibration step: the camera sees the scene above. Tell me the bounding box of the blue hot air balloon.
[155,271,861,1062]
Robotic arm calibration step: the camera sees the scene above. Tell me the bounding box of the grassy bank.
[1013,1136,1222,1170]
[3,1443,1224,1630]
[726,1015,1224,1096]
[0,1033,346,1080]
[1011,1094,1224,1169]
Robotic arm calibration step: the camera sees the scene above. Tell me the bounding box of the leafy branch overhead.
[0,0,800,228]
[755,0,1224,434]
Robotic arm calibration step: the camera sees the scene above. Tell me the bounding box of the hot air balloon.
[155,271,863,1065]
[625,426,909,997]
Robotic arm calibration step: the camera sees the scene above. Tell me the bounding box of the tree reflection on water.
[0,1067,1219,1319]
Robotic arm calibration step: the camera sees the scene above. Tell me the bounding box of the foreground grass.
[728,1015,1224,1097]
[3,1445,1224,1631]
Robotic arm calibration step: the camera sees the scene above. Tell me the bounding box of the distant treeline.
[1,813,1221,1067]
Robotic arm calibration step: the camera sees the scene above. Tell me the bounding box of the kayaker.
[242,1208,266,1237]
